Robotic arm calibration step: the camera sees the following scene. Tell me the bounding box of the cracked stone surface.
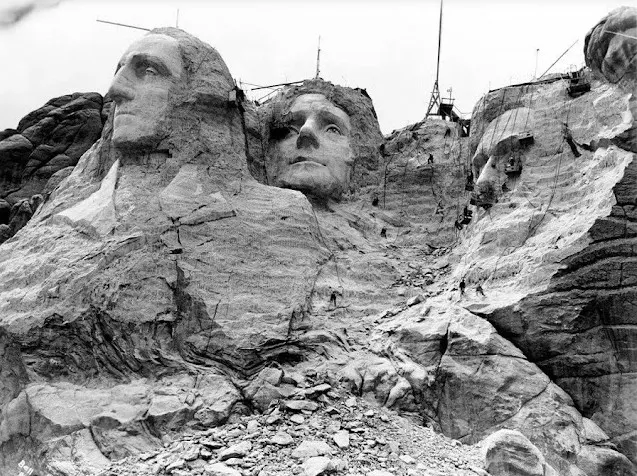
[0,11,636,476]
[0,92,108,242]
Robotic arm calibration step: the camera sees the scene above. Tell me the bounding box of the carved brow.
[114,54,172,76]
[317,111,349,132]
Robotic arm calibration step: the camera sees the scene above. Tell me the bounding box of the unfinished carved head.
[268,93,354,199]
[584,6,637,85]
[108,33,184,151]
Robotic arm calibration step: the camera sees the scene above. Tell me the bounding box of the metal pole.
[534,48,539,79]
[315,36,321,79]
[603,30,637,41]
[176,9,179,28]
[250,80,304,91]
[96,19,151,32]
[435,0,443,84]
[538,39,578,80]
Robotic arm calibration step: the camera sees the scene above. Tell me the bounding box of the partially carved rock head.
[106,28,237,157]
[108,33,183,150]
[269,93,353,199]
[584,6,637,86]
[256,79,383,201]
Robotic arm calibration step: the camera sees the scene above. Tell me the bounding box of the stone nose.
[296,120,319,149]
[475,156,499,187]
[107,66,135,105]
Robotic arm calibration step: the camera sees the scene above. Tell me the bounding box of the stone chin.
[112,113,168,151]
[276,163,346,199]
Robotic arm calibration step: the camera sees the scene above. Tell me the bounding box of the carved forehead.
[290,94,351,130]
[118,33,183,78]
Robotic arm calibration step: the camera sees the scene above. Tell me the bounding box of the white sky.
[0,0,629,134]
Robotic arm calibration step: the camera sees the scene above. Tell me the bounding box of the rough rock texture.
[450,70,636,469]
[0,28,328,475]
[246,79,385,195]
[382,119,469,247]
[0,92,108,242]
[584,6,637,85]
[1,10,636,476]
[481,429,556,476]
[100,384,484,476]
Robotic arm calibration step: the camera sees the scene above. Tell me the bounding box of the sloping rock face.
[0,28,329,475]
[1,12,636,476]
[0,92,107,242]
[449,57,637,468]
[244,81,632,474]
[382,119,469,248]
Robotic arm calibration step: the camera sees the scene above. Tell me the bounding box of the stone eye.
[326,125,342,135]
[136,61,159,78]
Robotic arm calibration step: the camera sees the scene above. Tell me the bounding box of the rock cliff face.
[0,28,330,475]
[0,92,108,242]
[0,10,636,476]
[450,63,636,468]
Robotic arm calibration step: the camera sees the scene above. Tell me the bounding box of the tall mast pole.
[426,0,444,118]
[315,36,321,79]
[435,0,443,85]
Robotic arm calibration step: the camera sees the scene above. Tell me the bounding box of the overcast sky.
[0,0,629,134]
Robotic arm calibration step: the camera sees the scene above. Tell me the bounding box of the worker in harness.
[563,124,581,157]
[476,283,485,297]
[329,289,338,308]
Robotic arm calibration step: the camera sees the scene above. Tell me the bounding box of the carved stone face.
[108,34,184,150]
[269,94,353,199]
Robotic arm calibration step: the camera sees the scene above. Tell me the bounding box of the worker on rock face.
[329,289,337,309]
[428,154,434,164]
[476,283,485,297]
[563,124,581,157]
[459,278,466,296]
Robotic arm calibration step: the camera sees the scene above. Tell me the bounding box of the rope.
[491,85,527,158]
[485,81,573,283]
[483,87,509,156]
[523,94,573,240]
